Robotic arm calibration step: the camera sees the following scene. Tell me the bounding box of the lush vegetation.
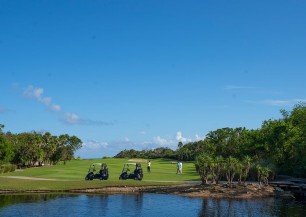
[115,104,306,178]
[182,104,306,178]
[0,125,82,169]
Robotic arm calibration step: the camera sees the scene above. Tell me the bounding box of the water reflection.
[197,197,306,217]
[0,193,305,217]
[0,194,75,208]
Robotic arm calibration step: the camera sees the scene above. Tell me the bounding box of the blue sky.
[1,0,306,158]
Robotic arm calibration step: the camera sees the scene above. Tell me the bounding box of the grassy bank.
[0,158,199,191]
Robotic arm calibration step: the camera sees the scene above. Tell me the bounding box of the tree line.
[180,103,306,178]
[114,147,176,159]
[0,125,82,167]
[115,103,306,179]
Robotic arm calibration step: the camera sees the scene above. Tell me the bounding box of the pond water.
[0,193,305,217]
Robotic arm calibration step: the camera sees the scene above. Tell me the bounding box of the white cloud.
[153,136,173,146]
[175,131,192,143]
[21,84,113,126]
[23,86,52,106]
[23,85,56,109]
[195,134,204,141]
[139,131,146,135]
[82,139,109,150]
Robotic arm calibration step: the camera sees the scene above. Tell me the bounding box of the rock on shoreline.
[69,183,276,199]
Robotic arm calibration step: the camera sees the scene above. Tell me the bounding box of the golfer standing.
[147,160,151,173]
[180,161,183,174]
[177,161,181,174]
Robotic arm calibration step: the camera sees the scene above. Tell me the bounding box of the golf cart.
[119,163,143,181]
[85,163,109,180]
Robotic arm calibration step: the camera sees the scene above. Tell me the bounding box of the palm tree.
[195,153,212,184]
[256,164,271,186]
[237,161,244,184]
[214,156,223,184]
[224,156,239,188]
[243,156,251,183]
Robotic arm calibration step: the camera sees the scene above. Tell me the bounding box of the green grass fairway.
[0,158,200,191]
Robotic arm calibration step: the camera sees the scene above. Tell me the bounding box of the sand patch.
[128,159,148,163]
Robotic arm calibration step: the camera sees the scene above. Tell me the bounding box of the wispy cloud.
[247,99,306,106]
[21,85,113,126]
[23,86,55,108]
[51,104,61,112]
[153,136,174,146]
[61,112,113,126]
[225,85,255,90]
[82,139,109,150]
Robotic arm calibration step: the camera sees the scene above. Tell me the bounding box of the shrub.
[0,164,16,174]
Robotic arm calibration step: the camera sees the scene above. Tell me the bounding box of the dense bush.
[0,164,16,174]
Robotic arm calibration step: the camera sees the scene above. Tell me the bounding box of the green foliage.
[256,164,272,185]
[0,164,16,174]
[0,136,14,164]
[224,156,239,187]
[195,154,253,187]
[114,147,176,159]
[176,103,306,178]
[195,153,213,184]
[0,125,82,168]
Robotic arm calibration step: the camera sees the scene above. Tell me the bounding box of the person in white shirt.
[179,162,183,174]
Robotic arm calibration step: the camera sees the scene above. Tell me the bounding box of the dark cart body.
[119,163,143,181]
[85,163,109,180]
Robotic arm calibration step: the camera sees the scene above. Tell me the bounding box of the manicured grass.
[0,158,200,191]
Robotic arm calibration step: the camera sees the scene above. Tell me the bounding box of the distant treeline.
[0,125,82,168]
[114,147,177,159]
[115,103,306,178]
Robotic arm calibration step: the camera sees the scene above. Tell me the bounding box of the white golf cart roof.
[91,163,103,166]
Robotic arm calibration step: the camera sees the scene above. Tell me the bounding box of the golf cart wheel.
[137,174,142,180]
